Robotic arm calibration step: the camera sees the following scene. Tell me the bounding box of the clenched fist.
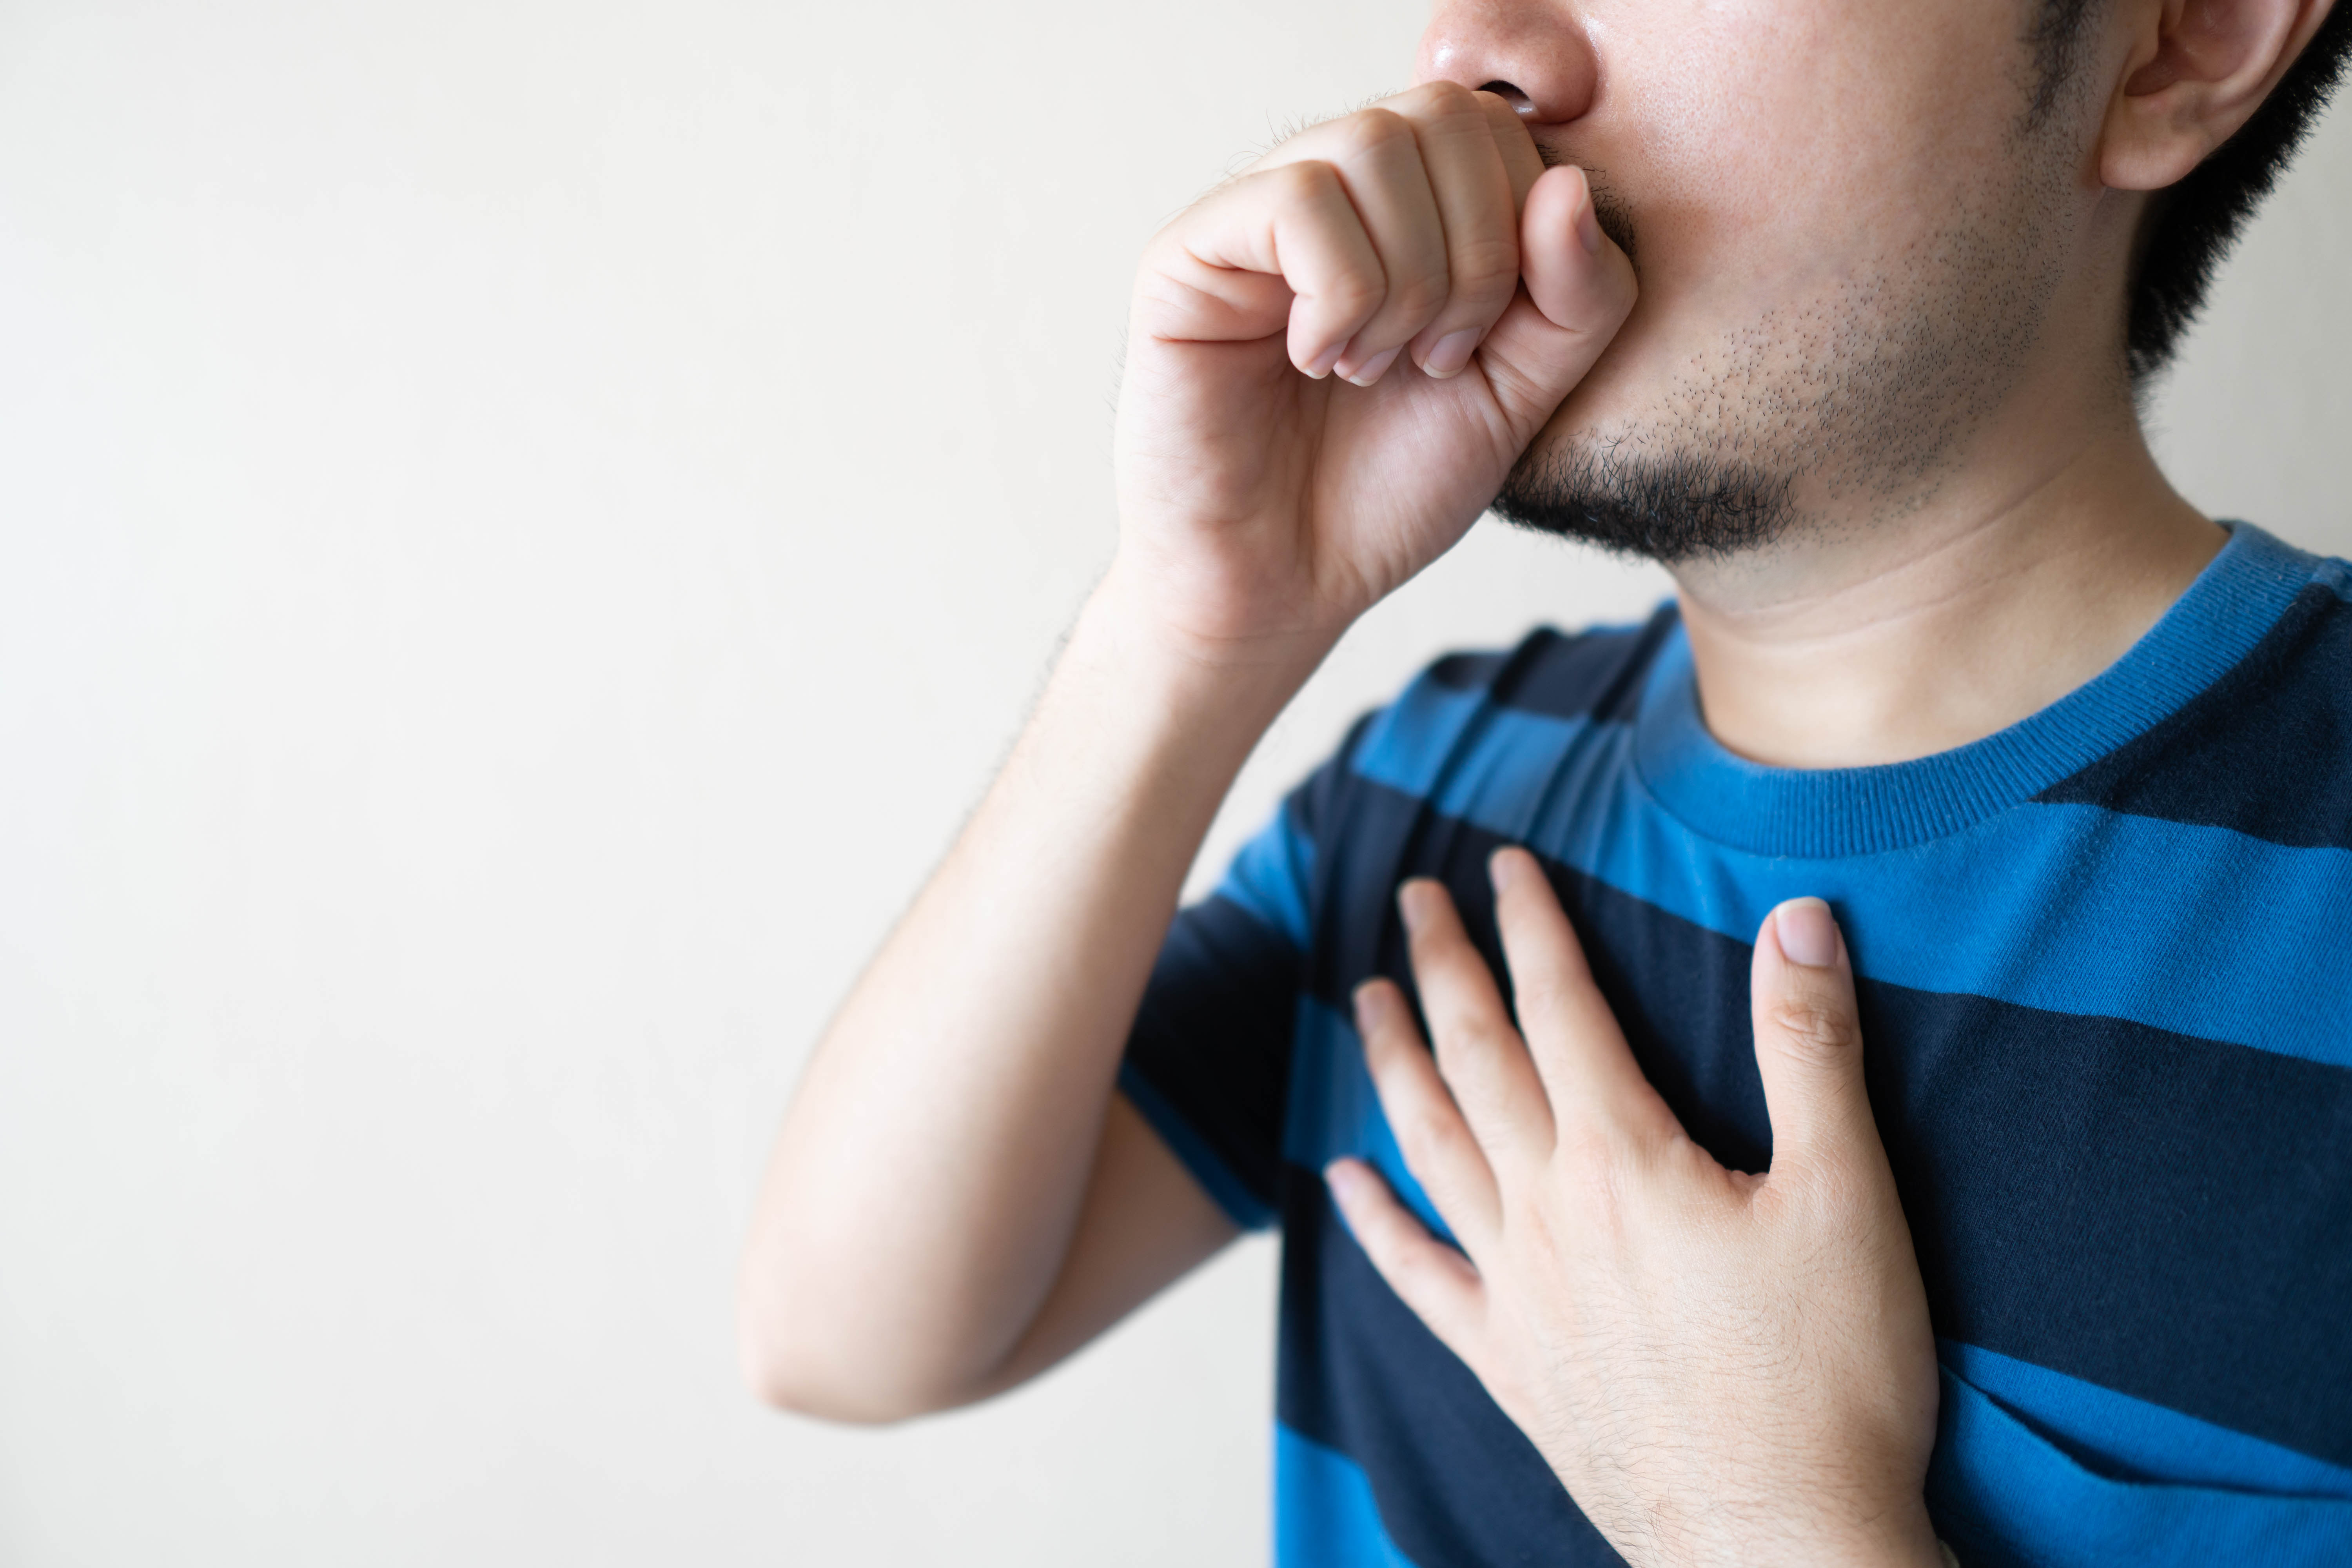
[1109,82,1637,673]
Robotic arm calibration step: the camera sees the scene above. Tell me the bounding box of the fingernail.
[1303,342,1343,379]
[1324,1160,1363,1200]
[1775,898,1839,968]
[1343,345,1402,387]
[1488,846,1520,890]
[1421,328,1480,379]
[1397,880,1430,932]
[1352,981,1389,1030]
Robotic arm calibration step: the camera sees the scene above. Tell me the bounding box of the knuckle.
[1334,106,1415,159]
[1507,976,1563,1024]
[1258,158,1338,203]
[1398,78,1481,122]
[1321,270,1388,322]
[1396,1104,1465,1171]
[1387,1236,1443,1283]
[1403,933,1454,983]
[1385,1250,1462,1324]
[1558,1122,1618,1178]
[1447,236,1521,299]
[1509,980,1578,1040]
[1385,269,1453,323]
[1788,1156,1873,1222]
[1431,1019,1502,1075]
[1430,1011,1505,1062]
[1767,993,1862,1065]
[1557,1126,1636,1233]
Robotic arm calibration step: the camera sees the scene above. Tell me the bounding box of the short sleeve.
[1118,720,1367,1231]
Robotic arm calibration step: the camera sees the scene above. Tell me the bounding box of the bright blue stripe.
[1941,1340,2352,1500]
[1276,1423,1423,1568]
[1632,522,2316,857]
[1281,996,1455,1245]
[1116,1063,1274,1231]
[1352,677,1598,804]
[1351,701,2352,1070]
[1929,1367,2352,1566]
[1218,796,1316,949]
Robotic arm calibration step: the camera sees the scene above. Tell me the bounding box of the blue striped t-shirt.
[1118,520,2352,1567]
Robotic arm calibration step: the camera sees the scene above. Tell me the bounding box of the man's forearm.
[737,563,1323,1420]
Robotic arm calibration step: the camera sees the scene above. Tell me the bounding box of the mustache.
[1535,141,1639,266]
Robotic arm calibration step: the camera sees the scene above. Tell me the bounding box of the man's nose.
[1415,0,1600,125]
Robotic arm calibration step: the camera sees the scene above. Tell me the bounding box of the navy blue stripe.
[1122,710,1387,1222]
[1216,789,1318,948]
[1279,1169,1626,1566]
[1284,1152,2352,1568]
[1116,1067,1272,1231]
[1122,892,1298,1217]
[1347,686,2352,1071]
[1627,522,2317,856]
[1282,994,1457,1245]
[1298,779,2352,1468]
[1422,610,1675,722]
[1872,980,2352,1469]
[1274,1425,1423,1568]
[2038,582,2352,851]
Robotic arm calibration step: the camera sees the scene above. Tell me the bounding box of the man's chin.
[1490,430,1796,565]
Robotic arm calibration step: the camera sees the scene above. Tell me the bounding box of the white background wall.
[0,2,2343,1563]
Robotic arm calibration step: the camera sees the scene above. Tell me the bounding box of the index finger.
[1487,847,1682,1147]
[1475,92,1546,216]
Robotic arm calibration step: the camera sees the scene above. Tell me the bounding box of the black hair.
[2038,1,2352,381]
[1493,441,1793,564]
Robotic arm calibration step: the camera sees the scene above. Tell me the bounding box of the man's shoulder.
[1286,607,1682,869]
[2038,536,2352,851]
[1402,603,1682,727]
[1303,608,1673,829]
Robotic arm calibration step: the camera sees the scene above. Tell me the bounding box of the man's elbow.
[735,1291,978,1425]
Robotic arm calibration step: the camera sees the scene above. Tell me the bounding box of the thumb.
[1472,164,1636,447]
[1750,898,1882,1177]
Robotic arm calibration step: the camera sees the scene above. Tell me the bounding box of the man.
[740,0,2352,1561]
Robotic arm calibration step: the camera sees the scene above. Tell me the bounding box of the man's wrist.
[1784,1497,1946,1568]
[1609,1490,1944,1568]
[1073,557,1338,732]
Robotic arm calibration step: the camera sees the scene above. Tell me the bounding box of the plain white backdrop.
[0,2,2344,1563]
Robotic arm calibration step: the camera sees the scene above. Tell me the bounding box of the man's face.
[1417,0,2100,561]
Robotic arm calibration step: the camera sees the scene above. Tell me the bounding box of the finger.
[1318,113,1449,385]
[1142,158,1390,379]
[1749,898,1883,1179]
[1488,847,1682,1146]
[1361,83,1521,380]
[1255,108,1450,385]
[1477,91,1546,214]
[1472,164,1637,448]
[1354,976,1502,1244]
[1324,1157,1486,1355]
[1397,880,1556,1166]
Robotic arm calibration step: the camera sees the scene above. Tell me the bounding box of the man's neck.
[1668,412,2224,772]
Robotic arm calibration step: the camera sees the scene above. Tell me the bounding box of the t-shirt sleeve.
[1117,720,1366,1232]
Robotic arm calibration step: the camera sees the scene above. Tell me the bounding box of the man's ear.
[2100,0,2341,189]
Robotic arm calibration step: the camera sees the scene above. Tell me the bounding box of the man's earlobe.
[2101,0,2340,190]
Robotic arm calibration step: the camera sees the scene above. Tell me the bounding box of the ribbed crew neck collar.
[1631,521,2318,858]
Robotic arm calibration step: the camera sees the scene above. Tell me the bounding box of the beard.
[1492,441,1795,564]
[1496,145,2074,566]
